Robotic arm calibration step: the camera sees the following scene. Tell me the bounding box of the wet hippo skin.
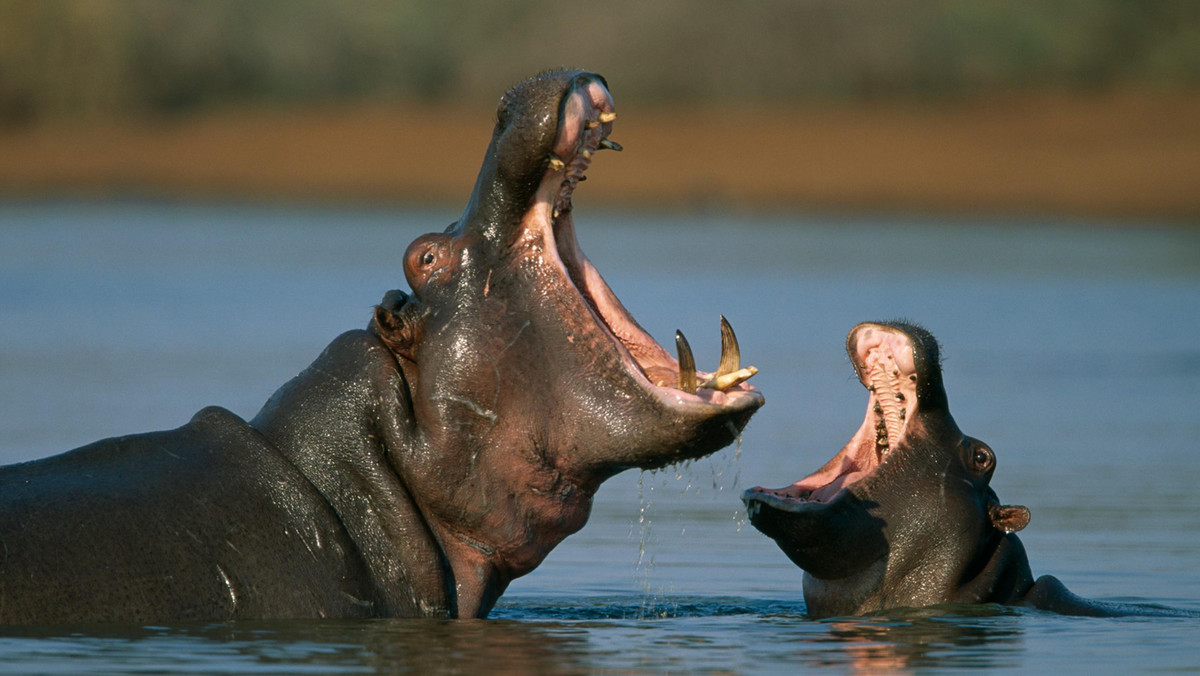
[743,321,1193,618]
[0,70,763,624]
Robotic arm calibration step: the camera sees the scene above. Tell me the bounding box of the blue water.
[0,200,1198,673]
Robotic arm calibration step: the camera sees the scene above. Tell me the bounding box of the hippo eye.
[420,251,435,266]
[970,446,995,473]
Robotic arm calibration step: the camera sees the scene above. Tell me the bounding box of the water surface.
[0,201,1197,673]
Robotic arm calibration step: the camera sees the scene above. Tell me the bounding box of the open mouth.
[529,78,761,412]
[746,323,918,510]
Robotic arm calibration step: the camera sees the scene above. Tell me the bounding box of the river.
[0,200,1197,673]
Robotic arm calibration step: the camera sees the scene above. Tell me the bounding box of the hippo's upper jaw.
[369,70,762,617]
[744,322,936,513]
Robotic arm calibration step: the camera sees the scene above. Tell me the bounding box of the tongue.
[809,471,870,503]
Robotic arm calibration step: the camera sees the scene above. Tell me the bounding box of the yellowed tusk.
[700,366,759,392]
[715,315,741,378]
[675,330,698,395]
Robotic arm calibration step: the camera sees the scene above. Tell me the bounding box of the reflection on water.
[0,618,593,675]
[0,201,1198,673]
[2,600,1194,674]
[812,608,1025,673]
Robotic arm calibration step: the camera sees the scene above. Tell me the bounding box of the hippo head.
[370,70,763,612]
[742,322,1028,617]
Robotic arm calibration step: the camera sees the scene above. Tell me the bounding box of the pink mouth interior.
[529,80,758,408]
[749,324,918,504]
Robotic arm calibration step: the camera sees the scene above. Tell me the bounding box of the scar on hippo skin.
[743,321,1196,619]
[0,69,763,626]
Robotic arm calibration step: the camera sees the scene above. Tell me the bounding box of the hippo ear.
[989,504,1031,534]
[372,290,418,360]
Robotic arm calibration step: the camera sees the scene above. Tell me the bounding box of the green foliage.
[1,0,1197,123]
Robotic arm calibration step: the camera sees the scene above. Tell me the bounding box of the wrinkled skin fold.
[0,70,762,624]
[743,321,1194,618]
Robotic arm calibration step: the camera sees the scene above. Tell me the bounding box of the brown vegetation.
[1,90,1198,221]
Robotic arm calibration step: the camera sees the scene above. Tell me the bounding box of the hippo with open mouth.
[0,70,762,624]
[743,321,1190,618]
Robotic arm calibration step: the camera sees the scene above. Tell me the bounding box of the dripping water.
[630,424,750,615]
[633,469,676,618]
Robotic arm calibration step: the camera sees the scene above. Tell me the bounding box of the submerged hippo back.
[0,407,375,625]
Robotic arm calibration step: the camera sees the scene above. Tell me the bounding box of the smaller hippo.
[743,321,1193,618]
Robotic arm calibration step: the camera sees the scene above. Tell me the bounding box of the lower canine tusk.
[675,330,698,395]
[715,315,741,378]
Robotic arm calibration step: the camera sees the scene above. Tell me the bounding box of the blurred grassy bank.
[2,90,1197,220]
[1,0,1198,219]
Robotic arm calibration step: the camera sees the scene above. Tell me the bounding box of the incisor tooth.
[548,156,566,172]
[598,111,617,123]
[870,360,904,450]
[705,367,753,393]
[701,366,759,392]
